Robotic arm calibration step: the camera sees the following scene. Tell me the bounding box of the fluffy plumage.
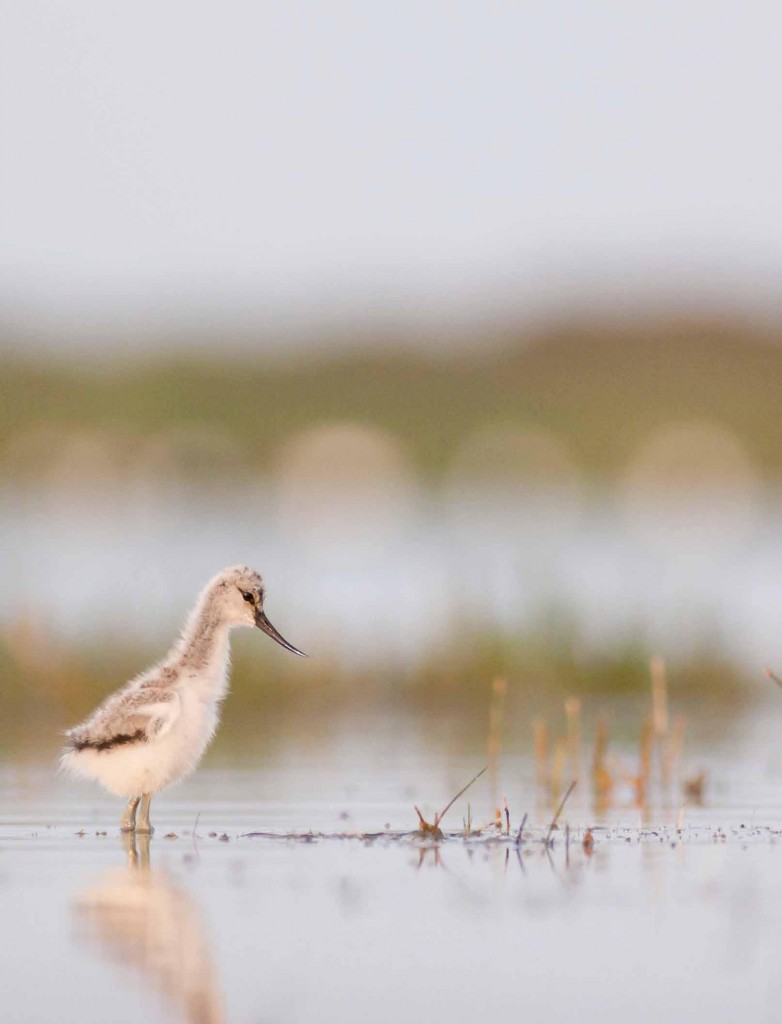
[60,565,305,829]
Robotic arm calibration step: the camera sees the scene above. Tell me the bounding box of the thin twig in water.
[434,766,487,828]
[191,811,202,860]
[414,766,488,837]
[545,780,577,848]
[516,811,528,847]
[463,803,472,837]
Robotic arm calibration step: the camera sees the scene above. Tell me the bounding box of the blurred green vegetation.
[0,311,774,754]
[3,313,782,479]
[0,616,751,757]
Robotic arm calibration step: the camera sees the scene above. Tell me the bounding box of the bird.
[60,565,307,834]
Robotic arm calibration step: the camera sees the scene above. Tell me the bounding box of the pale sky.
[1,1,781,353]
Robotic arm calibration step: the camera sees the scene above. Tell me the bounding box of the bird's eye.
[241,591,255,604]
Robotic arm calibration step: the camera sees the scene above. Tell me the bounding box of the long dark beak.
[255,609,308,657]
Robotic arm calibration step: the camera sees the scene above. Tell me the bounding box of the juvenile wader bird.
[61,566,307,834]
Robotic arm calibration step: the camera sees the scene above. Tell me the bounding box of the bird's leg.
[120,795,141,832]
[136,793,154,835]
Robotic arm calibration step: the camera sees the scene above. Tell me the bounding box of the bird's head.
[213,565,307,656]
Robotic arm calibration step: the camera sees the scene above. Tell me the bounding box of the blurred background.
[2,1,782,753]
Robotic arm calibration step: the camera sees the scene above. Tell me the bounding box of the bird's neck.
[171,590,233,699]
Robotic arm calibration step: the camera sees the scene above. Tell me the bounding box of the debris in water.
[414,766,487,839]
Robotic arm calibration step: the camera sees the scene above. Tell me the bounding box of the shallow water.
[3,705,782,1023]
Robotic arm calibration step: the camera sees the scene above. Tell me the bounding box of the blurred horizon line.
[3,295,782,366]
[4,239,782,361]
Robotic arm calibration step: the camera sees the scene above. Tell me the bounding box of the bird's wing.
[118,691,181,741]
[67,688,181,751]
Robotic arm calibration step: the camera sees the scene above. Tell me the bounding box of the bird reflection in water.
[73,834,224,1024]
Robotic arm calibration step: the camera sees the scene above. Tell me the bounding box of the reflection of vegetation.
[4,314,782,478]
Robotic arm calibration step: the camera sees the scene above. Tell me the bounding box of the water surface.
[3,704,782,1024]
